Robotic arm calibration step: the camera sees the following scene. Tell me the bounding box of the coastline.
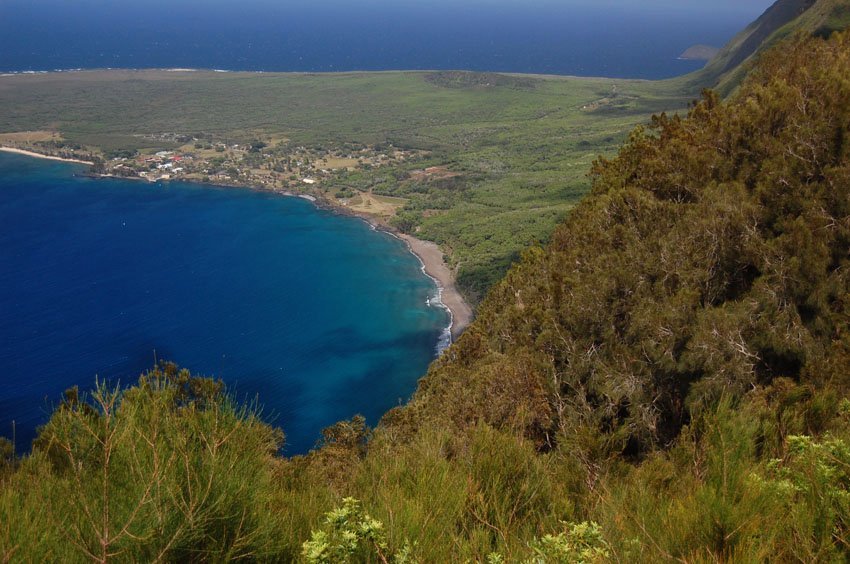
[3,147,474,344]
[397,234,472,341]
[0,146,95,165]
[308,198,473,342]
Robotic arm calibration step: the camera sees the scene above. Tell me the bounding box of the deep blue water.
[0,153,449,454]
[0,0,773,79]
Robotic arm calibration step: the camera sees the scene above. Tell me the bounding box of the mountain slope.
[393,29,850,455]
[689,0,850,93]
[702,0,816,79]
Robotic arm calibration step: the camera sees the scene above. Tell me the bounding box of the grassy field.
[0,69,697,302]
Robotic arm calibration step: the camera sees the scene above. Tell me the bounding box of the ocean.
[0,0,772,79]
[0,152,449,454]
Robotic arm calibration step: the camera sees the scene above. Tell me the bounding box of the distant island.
[678,44,720,61]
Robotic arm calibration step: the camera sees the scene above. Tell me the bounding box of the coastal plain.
[0,69,695,306]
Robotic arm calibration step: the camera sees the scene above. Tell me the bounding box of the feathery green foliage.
[1,362,287,561]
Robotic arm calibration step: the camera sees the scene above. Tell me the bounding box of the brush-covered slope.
[389,30,850,458]
[690,0,850,93]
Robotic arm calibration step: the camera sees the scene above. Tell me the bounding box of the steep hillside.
[2,31,849,563]
[700,0,816,81]
[396,29,850,457]
[689,0,850,93]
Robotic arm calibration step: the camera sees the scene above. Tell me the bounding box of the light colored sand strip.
[399,234,473,340]
[0,146,94,165]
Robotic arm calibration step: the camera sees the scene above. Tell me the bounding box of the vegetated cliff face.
[703,0,816,78]
[688,0,850,93]
[383,30,850,461]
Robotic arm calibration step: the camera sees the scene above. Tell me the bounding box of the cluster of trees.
[2,30,850,561]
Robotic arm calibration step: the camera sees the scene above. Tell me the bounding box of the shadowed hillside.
[688,0,850,93]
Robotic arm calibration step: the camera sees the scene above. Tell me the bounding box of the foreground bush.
[1,363,286,561]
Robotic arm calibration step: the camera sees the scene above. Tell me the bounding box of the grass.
[0,69,696,303]
[0,130,60,144]
[343,191,407,218]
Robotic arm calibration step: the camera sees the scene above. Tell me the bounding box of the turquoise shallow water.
[0,153,449,454]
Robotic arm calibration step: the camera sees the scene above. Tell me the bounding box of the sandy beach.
[0,146,94,166]
[399,234,473,340]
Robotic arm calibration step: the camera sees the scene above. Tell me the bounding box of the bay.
[0,152,449,454]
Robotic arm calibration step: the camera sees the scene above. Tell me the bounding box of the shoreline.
[0,146,94,165]
[4,147,474,344]
[397,234,472,341]
[306,198,473,342]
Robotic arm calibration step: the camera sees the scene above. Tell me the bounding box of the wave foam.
[363,228,454,357]
[425,282,453,356]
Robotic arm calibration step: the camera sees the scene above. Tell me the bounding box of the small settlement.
[0,132,441,223]
[98,138,420,192]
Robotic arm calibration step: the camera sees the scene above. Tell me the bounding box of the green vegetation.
[0,68,689,303]
[3,24,850,562]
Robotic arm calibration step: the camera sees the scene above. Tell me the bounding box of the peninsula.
[0,69,694,311]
